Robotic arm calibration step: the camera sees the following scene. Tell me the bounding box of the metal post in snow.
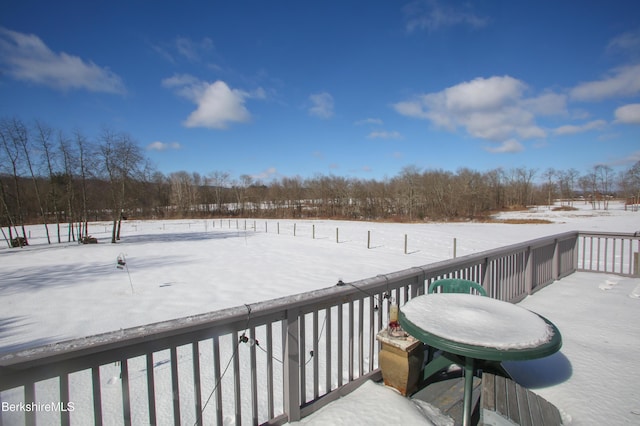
[313,224,315,239]
[336,227,339,243]
[454,238,457,258]
[367,230,371,249]
[404,234,408,254]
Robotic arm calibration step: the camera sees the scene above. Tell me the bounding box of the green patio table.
[399,293,562,426]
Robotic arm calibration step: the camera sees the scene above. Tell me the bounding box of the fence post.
[453,238,457,258]
[367,231,371,249]
[336,227,339,243]
[313,224,315,239]
[283,310,301,422]
[404,234,408,254]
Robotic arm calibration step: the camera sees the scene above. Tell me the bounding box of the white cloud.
[185,81,251,128]
[483,139,524,153]
[175,36,213,61]
[355,118,383,126]
[393,75,547,147]
[147,141,182,151]
[163,74,261,129]
[251,167,278,180]
[0,26,125,94]
[308,92,334,119]
[393,100,430,120]
[153,36,214,63]
[570,64,640,101]
[614,103,640,124]
[438,75,525,111]
[367,131,402,140]
[607,30,640,58]
[554,120,607,135]
[521,92,568,116]
[403,0,489,32]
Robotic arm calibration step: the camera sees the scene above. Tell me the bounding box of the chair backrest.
[428,278,487,296]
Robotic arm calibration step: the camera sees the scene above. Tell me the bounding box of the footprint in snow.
[598,279,618,291]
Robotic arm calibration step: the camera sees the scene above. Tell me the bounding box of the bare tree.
[98,129,144,243]
[169,171,196,216]
[208,171,230,215]
[542,168,556,209]
[621,161,640,211]
[0,118,28,245]
[594,164,614,210]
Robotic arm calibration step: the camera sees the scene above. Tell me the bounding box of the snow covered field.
[1,201,639,425]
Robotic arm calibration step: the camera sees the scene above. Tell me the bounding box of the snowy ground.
[1,201,639,424]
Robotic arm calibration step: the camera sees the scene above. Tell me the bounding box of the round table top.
[399,293,562,361]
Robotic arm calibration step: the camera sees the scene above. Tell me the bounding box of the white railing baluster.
[91,366,103,426]
[312,311,319,400]
[337,303,344,388]
[192,342,203,426]
[266,322,275,420]
[24,382,35,426]
[145,354,156,426]
[298,314,306,403]
[325,307,332,394]
[59,374,70,426]
[249,327,258,425]
[368,296,375,372]
[348,300,354,382]
[170,347,180,426]
[358,298,364,378]
[120,359,132,426]
[231,331,241,425]
[212,335,223,425]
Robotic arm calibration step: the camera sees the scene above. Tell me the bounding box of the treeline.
[1,117,639,246]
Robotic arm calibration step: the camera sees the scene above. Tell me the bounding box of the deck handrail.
[1,230,637,425]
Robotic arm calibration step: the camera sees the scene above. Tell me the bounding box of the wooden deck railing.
[1,231,637,425]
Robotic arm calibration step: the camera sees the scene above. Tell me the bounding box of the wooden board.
[480,372,562,425]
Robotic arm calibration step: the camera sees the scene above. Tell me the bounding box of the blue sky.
[1,1,639,183]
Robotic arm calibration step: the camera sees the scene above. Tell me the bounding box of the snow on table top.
[401,293,554,350]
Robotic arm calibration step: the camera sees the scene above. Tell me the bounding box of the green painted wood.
[428,278,488,296]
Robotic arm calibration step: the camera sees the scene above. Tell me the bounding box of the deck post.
[283,309,301,422]
[524,246,533,295]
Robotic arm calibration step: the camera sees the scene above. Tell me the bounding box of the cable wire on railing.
[250,310,329,366]
[337,278,393,311]
[196,304,253,426]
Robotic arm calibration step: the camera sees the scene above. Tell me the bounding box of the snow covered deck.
[288,272,640,425]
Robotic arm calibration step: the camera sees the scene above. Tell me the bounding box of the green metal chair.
[427,278,487,296]
[422,278,489,378]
